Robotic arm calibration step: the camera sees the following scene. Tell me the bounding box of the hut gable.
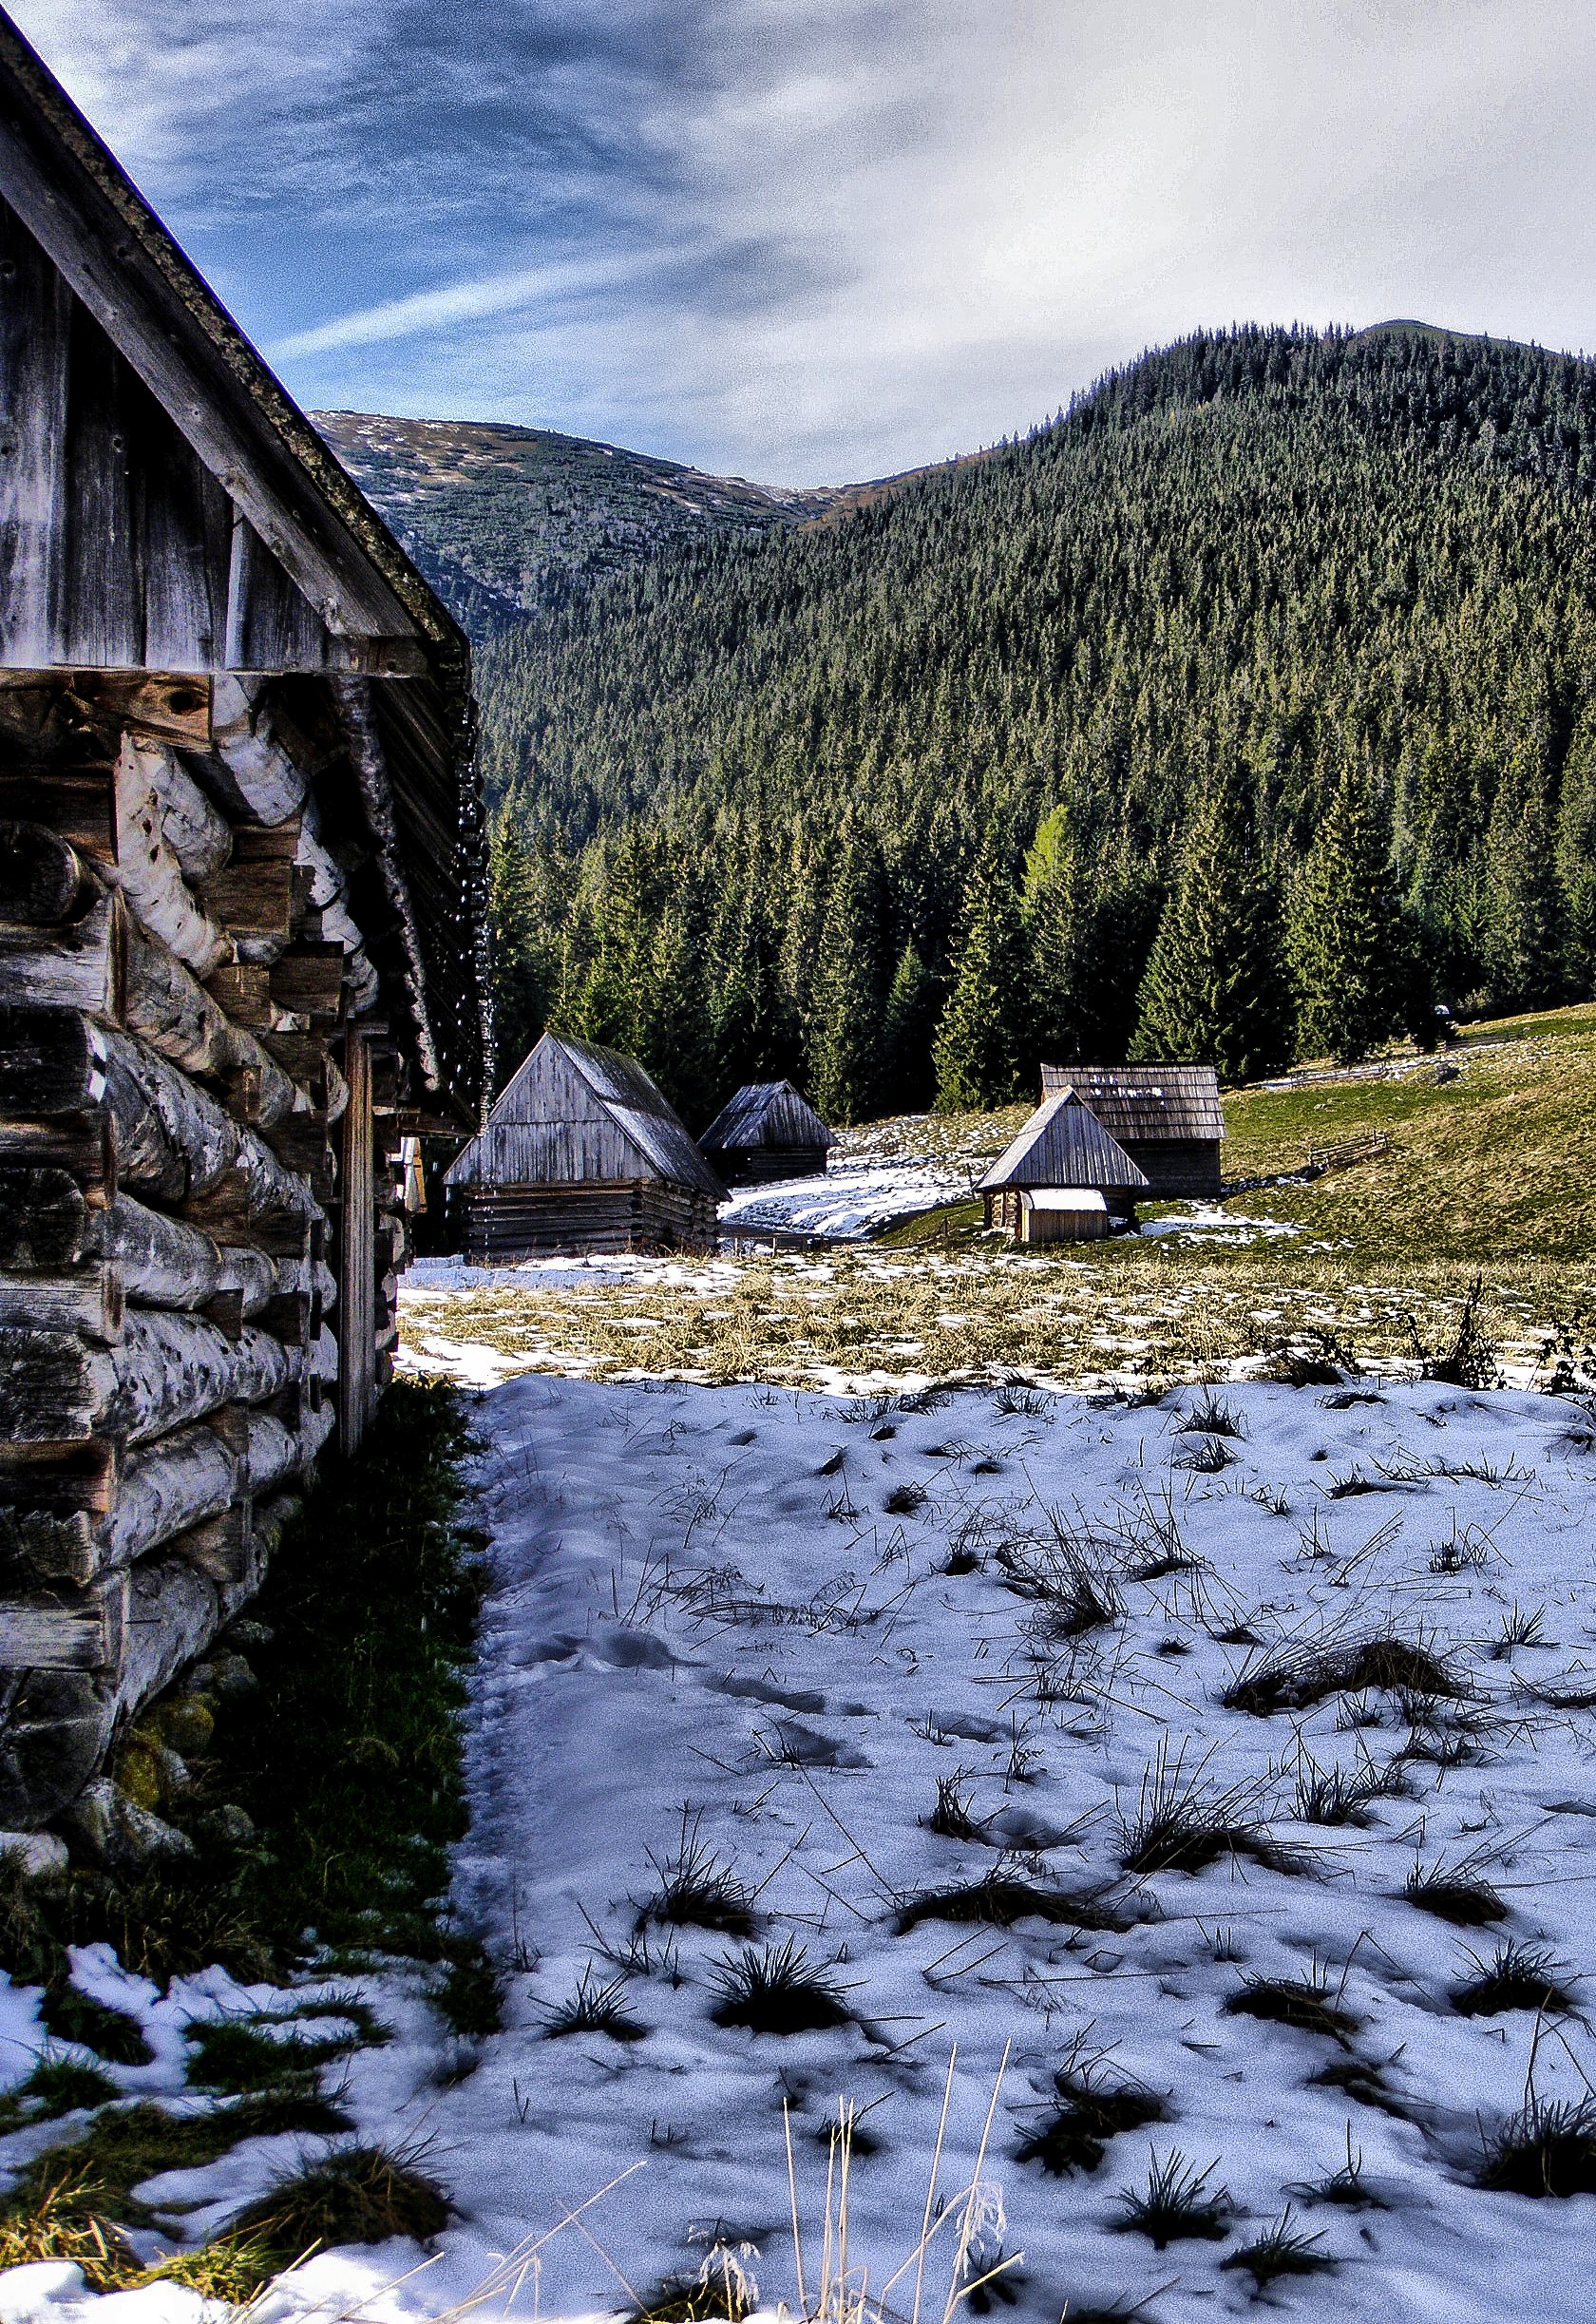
[979,1089,1150,1195]
[446,1034,723,1199]
[700,1080,831,1155]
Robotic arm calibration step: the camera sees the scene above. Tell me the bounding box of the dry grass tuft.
[896,1872,1125,1935]
[1224,1634,1465,1717]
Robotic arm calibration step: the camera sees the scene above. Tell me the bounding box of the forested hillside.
[314,410,846,631]
[469,324,1596,1126]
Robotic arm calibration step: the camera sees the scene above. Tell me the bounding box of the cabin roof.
[444,1033,724,1196]
[699,1080,832,1154]
[0,8,486,1123]
[979,1088,1151,1193]
[1038,1064,1224,1143]
[0,10,466,675]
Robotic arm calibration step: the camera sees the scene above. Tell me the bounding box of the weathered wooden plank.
[227,513,333,673]
[138,396,231,670]
[199,818,299,946]
[0,1113,111,1182]
[271,942,344,1020]
[59,299,144,665]
[0,92,414,649]
[0,195,69,661]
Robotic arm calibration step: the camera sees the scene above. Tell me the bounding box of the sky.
[12,0,1596,486]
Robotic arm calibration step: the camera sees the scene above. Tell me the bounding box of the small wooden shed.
[699,1079,832,1184]
[1038,1064,1224,1197]
[979,1088,1150,1239]
[445,1032,724,1257]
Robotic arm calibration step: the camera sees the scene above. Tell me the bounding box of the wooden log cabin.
[1037,1065,1224,1198]
[979,1087,1150,1240]
[0,13,486,1834]
[698,1079,831,1185]
[446,1033,722,1258]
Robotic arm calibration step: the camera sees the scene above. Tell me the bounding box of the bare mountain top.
[313,410,852,629]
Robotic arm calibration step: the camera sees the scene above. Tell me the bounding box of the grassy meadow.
[402,1006,1596,1396]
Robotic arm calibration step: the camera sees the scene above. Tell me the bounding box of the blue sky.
[14,1,1596,485]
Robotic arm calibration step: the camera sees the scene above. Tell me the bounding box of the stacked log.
[0,678,410,1833]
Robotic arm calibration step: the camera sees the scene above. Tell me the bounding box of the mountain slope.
[470,321,1596,1119]
[313,410,850,629]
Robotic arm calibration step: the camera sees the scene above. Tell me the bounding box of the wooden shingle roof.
[444,1033,724,1197]
[979,1089,1151,1193]
[1038,1064,1224,1143]
[699,1080,832,1154]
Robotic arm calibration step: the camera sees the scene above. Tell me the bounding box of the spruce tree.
[1287,762,1404,1063]
[932,831,1027,1111]
[1130,777,1293,1082]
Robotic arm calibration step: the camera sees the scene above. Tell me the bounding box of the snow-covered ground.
[9,1373,1596,2323]
[718,1159,976,1240]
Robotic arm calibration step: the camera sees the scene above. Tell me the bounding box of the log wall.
[458,1180,717,1260]
[713,1144,828,1186]
[0,675,414,1830]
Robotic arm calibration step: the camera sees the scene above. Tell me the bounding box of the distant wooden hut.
[979,1088,1150,1241]
[1038,1065,1224,1197]
[444,1033,723,1257]
[699,1080,832,1184]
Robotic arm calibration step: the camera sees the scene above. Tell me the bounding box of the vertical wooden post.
[337,1029,374,1451]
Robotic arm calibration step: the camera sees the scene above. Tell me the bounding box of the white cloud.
[10,0,1596,482]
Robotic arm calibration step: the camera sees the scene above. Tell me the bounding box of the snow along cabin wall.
[0,676,414,1832]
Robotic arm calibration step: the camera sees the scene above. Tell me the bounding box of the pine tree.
[1556,714,1596,994]
[485,810,561,1075]
[932,831,1027,1111]
[1287,761,1404,1063]
[810,827,893,1124]
[1021,804,1089,1075]
[1483,740,1565,1010]
[1130,778,1293,1082]
[882,940,940,1112]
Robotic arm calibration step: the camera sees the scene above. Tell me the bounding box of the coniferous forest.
[451,323,1596,1125]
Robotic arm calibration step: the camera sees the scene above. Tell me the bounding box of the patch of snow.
[1139,1205,1302,1241]
[10,1377,1596,2322]
[719,1160,974,1239]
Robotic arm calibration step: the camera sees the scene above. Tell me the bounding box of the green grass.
[1219,1009,1596,1260]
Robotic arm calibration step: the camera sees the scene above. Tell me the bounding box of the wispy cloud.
[12,1,1596,482]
